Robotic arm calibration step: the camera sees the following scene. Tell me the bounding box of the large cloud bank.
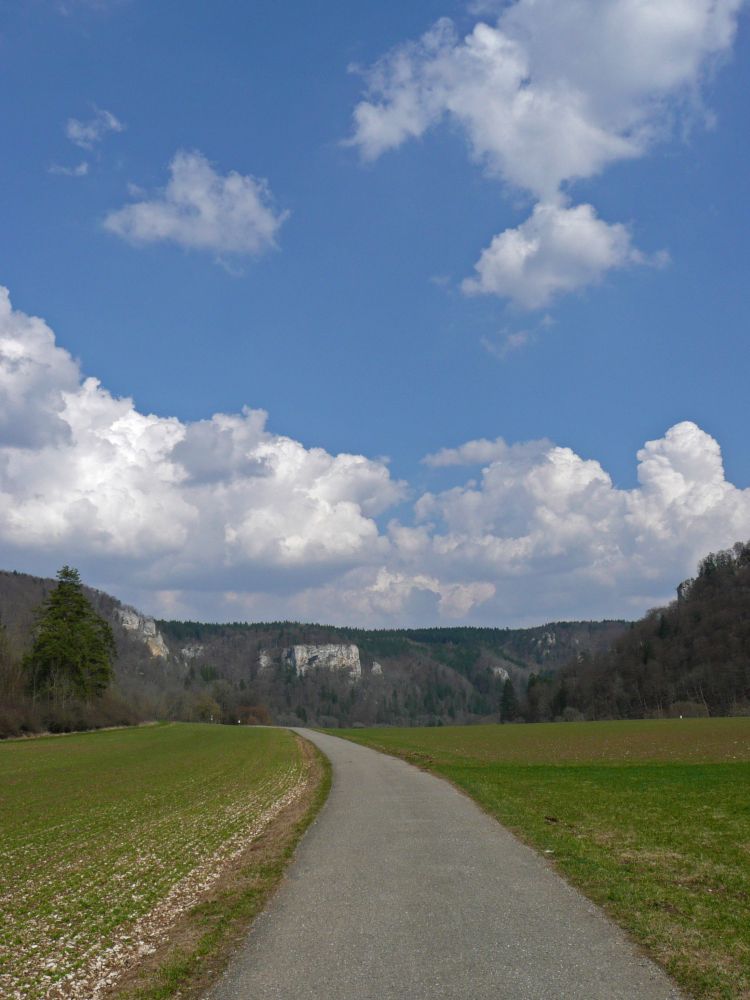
[1,286,749,625]
[349,0,744,308]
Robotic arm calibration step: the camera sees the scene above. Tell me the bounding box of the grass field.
[0,723,310,999]
[336,718,750,1000]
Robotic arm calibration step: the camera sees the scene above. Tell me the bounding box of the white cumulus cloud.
[462,200,650,308]
[104,151,289,258]
[349,0,743,308]
[0,287,402,590]
[1,285,749,626]
[405,421,750,622]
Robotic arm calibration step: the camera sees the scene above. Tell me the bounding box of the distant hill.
[156,616,627,727]
[0,567,626,732]
[6,539,746,730]
[544,541,750,720]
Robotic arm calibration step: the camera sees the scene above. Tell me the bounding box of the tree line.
[530,541,750,720]
[3,542,747,737]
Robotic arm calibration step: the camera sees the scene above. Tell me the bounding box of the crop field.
[0,723,309,1000]
[338,718,750,1000]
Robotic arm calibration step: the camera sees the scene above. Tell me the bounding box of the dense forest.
[152,616,624,730]
[537,541,750,720]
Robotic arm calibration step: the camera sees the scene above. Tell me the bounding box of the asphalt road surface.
[207,729,684,1000]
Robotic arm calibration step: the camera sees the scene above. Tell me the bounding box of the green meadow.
[337,718,750,1000]
[0,723,306,999]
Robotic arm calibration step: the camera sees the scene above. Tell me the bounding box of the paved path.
[207,729,683,1000]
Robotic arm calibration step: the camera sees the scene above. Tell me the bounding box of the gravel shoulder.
[207,729,684,1000]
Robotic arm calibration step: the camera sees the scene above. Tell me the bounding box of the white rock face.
[118,608,141,631]
[117,606,169,659]
[258,649,273,672]
[371,661,383,676]
[181,644,204,661]
[140,618,159,639]
[283,644,361,679]
[491,665,510,682]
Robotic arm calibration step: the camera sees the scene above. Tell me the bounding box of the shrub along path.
[207,729,683,1000]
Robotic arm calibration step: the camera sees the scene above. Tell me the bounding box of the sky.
[1,0,749,627]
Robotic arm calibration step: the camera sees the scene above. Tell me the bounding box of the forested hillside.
[542,541,750,720]
[0,567,625,735]
[4,542,749,735]
[155,617,626,728]
[0,569,142,736]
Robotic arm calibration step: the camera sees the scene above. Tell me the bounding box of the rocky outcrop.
[371,661,383,676]
[534,631,558,656]
[258,649,273,672]
[117,607,169,659]
[117,608,141,632]
[180,644,204,661]
[491,665,510,682]
[283,644,361,679]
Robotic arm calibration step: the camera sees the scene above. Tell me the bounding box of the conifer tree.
[500,677,518,722]
[24,566,115,702]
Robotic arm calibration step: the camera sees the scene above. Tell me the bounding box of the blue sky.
[1,0,749,626]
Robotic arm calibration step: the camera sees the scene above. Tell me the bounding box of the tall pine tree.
[500,677,518,722]
[24,566,115,703]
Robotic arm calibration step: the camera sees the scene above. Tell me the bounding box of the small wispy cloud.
[480,313,558,360]
[480,329,530,361]
[66,107,124,150]
[104,150,289,260]
[423,436,511,467]
[48,161,90,178]
[56,0,128,16]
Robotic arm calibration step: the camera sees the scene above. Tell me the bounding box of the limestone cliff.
[258,649,273,672]
[282,644,361,679]
[117,607,169,659]
[180,643,204,661]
